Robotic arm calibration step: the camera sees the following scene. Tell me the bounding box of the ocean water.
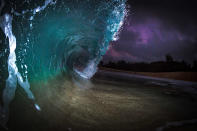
[0,0,127,126]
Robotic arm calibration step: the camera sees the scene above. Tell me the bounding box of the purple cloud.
[103,15,197,64]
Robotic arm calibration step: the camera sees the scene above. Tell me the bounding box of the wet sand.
[99,67,197,82]
[1,70,197,131]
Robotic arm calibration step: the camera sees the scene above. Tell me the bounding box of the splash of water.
[0,0,127,127]
[0,0,55,126]
[0,13,40,126]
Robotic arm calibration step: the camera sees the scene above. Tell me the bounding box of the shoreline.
[98,67,197,82]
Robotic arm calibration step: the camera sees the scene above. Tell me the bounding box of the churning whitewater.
[0,0,127,126]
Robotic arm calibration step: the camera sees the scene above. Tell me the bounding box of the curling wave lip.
[74,60,97,79]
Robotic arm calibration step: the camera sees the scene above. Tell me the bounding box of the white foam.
[74,60,97,79]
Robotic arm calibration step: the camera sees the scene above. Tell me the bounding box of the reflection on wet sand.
[2,71,197,131]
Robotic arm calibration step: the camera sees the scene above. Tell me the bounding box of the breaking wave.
[0,0,127,126]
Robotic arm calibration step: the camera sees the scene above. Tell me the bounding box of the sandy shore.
[99,67,197,82]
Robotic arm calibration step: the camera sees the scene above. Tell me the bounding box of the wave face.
[0,0,127,126]
[14,0,127,81]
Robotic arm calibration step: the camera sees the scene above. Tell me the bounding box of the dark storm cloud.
[103,0,197,64]
[130,0,197,31]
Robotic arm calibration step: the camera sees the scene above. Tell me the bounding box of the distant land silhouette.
[99,54,197,72]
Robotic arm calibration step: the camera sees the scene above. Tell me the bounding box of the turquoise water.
[0,0,127,126]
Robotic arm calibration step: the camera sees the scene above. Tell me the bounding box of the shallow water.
[1,70,197,131]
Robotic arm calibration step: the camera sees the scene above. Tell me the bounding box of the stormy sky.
[103,0,197,64]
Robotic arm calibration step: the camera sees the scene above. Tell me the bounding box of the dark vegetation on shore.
[99,54,197,72]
